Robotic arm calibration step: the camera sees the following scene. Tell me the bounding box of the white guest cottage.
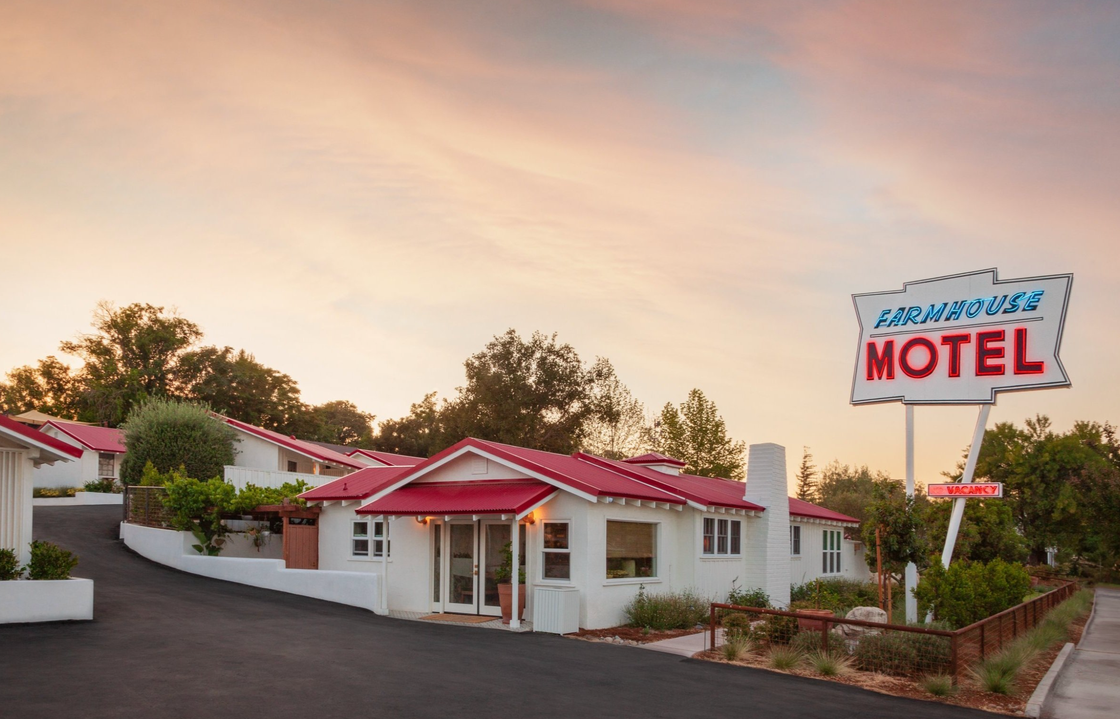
[33,421,126,489]
[301,438,869,630]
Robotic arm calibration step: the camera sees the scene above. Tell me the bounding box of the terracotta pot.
[497,583,527,624]
[796,609,835,632]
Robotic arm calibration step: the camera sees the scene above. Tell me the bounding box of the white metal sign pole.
[905,405,917,623]
[940,404,992,568]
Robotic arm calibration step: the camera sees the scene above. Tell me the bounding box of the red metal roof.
[216,417,365,470]
[357,480,556,517]
[624,452,686,467]
[41,421,126,453]
[348,448,425,466]
[788,497,860,524]
[299,466,414,501]
[0,415,82,460]
[577,453,764,511]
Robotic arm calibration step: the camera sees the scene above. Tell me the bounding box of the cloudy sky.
[2,1,1117,488]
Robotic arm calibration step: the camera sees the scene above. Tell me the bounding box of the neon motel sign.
[851,269,1073,405]
[927,482,1004,498]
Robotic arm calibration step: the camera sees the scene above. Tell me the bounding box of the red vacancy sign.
[927,482,1003,498]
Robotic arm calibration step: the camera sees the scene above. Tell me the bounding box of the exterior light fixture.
[415,516,428,525]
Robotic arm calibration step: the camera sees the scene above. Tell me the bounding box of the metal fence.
[710,580,1077,680]
[123,486,171,528]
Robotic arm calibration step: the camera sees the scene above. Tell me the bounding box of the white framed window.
[822,529,841,574]
[98,453,115,478]
[702,517,741,557]
[790,525,801,556]
[606,520,657,579]
[541,521,570,581]
[352,519,369,557]
[352,519,385,558]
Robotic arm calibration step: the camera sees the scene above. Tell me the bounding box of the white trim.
[604,517,660,582]
[539,519,571,583]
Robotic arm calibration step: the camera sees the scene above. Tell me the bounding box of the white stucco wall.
[0,448,35,566]
[31,427,119,489]
[231,431,282,470]
[121,522,381,612]
[0,578,95,624]
[789,520,873,585]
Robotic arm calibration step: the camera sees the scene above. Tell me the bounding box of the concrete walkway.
[1042,587,1120,719]
[642,628,724,657]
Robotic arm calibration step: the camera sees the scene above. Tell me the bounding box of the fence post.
[980,623,986,659]
[822,620,830,654]
[950,634,959,682]
[710,604,716,652]
[998,614,1003,649]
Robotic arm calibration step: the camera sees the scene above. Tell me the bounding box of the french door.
[433,520,527,616]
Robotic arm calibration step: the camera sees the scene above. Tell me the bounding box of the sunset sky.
[2,1,1118,489]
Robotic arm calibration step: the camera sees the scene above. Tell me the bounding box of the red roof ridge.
[623,452,686,467]
[215,415,365,470]
[575,453,764,512]
[0,415,82,459]
[787,496,860,524]
[41,421,126,453]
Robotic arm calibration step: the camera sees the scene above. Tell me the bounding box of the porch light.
[523,512,536,525]
[415,516,428,525]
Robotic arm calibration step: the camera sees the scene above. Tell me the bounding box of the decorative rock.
[840,606,888,637]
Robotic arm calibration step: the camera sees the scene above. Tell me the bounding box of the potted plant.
[493,541,526,624]
[794,579,836,631]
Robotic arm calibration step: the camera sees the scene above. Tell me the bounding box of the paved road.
[1042,587,1120,719]
[1,507,997,719]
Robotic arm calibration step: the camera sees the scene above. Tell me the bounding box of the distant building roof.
[0,415,82,464]
[41,421,126,454]
[298,466,419,502]
[306,440,425,467]
[623,452,687,467]
[213,416,365,470]
[787,497,860,525]
[11,410,91,426]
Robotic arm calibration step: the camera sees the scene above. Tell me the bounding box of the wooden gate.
[279,506,320,570]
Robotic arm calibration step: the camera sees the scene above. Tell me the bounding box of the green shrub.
[728,582,770,608]
[33,487,79,498]
[790,629,846,655]
[915,558,1031,628]
[768,645,803,670]
[231,480,309,514]
[162,471,237,555]
[119,399,236,485]
[26,541,78,580]
[761,613,799,645]
[0,548,21,580]
[83,478,121,493]
[790,578,879,613]
[920,674,957,697]
[853,630,952,676]
[624,586,710,630]
[970,644,1035,695]
[721,612,756,642]
[806,649,854,676]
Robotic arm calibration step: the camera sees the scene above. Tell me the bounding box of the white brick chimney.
[742,443,791,608]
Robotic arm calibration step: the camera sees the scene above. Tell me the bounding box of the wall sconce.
[523,512,536,525]
[415,516,428,525]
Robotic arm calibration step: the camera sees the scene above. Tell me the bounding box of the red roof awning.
[357,480,556,517]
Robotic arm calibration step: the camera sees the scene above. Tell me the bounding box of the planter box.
[796,609,836,632]
[33,492,123,507]
[0,578,94,624]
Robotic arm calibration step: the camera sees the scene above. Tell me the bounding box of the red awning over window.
[356,480,555,517]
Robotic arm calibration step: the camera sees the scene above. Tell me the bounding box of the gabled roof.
[624,452,686,467]
[307,440,425,467]
[214,416,365,470]
[0,415,82,464]
[357,480,556,518]
[787,497,860,525]
[576,453,764,512]
[12,410,92,426]
[41,421,126,454]
[299,466,414,502]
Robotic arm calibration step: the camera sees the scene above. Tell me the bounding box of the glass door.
[480,521,527,617]
[445,522,478,614]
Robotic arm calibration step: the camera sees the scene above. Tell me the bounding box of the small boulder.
[840,606,888,637]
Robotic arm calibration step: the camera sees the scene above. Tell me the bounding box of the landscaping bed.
[571,626,702,645]
[695,591,1092,716]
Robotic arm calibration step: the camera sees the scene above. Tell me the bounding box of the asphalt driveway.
[0,507,996,719]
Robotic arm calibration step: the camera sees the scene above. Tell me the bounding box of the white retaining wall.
[0,578,95,624]
[33,492,124,507]
[120,522,381,612]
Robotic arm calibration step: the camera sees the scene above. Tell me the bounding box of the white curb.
[1025,641,1074,718]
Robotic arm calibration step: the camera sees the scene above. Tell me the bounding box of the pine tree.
[796,446,818,502]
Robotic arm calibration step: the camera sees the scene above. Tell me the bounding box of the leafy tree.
[0,356,85,419]
[795,446,818,503]
[816,462,892,523]
[581,372,652,460]
[371,392,445,458]
[924,499,1027,565]
[61,302,203,426]
[656,389,745,480]
[439,330,614,454]
[119,398,236,485]
[914,558,1031,628]
[861,479,928,581]
[178,347,307,433]
[304,400,376,446]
